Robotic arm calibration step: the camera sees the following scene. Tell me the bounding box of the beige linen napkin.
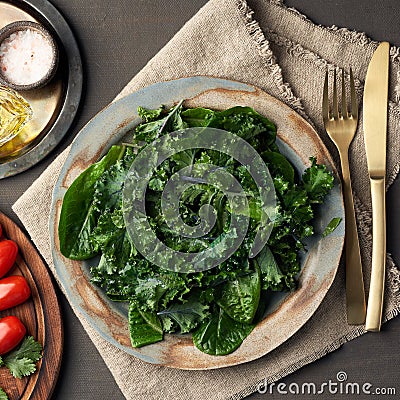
[13,0,400,399]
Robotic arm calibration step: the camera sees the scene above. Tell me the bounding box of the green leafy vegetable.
[1,336,42,378]
[157,293,209,333]
[302,157,335,203]
[135,100,187,142]
[210,106,276,144]
[216,261,261,323]
[59,102,335,356]
[137,104,164,122]
[128,303,163,347]
[0,388,8,400]
[254,245,285,291]
[192,307,254,355]
[323,217,342,237]
[181,107,215,126]
[262,151,294,185]
[58,145,126,259]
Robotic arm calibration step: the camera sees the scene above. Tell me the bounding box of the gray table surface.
[1,1,400,399]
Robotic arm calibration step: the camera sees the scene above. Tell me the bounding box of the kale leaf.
[302,157,335,203]
[157,292,209,333]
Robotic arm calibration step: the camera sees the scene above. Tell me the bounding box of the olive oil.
[0,85,32,146]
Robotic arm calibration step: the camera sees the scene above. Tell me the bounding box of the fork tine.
[322,71,330,123]
[332,69,339,120]
[350,68,358,119]
[341,69,348,118]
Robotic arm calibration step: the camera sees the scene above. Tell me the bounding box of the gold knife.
[363,42,390,332]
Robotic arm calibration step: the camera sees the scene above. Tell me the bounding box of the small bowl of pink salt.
[0,20,58,91]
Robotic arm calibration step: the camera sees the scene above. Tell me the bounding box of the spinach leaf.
[181,107,215,126]
[128,303,163,348]
[262,151,295,185]
[192,307,254,355]
[210,106,276,146]
[58,145,125,259]
[252,290,269,324]
[216,261,261,324]
[134,278,167,312]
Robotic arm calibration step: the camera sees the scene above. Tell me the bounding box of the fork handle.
[341,158,366,325]
[365,177,386,332]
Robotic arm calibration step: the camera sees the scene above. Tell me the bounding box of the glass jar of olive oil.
[0,85,32,146]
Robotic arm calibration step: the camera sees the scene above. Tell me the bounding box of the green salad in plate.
[58,102,337,356]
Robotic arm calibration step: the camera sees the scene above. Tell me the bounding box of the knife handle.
[366,177,386,332]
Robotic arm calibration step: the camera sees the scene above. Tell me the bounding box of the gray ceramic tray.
[50,77,344,370]
[0,0,82,178]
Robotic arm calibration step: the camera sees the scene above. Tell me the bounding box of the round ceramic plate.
[50,77,344,370]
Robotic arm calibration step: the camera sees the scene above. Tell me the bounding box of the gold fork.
[322,68,366,325]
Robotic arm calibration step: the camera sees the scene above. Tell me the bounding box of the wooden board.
[0,212,63,400]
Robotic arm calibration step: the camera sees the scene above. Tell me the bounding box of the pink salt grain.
[0,29,53,86]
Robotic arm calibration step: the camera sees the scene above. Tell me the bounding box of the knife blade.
[363,41,389,332]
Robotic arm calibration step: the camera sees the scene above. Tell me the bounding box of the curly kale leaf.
[135,100,187,142]
[208,106,276,146]
[137,104,164,122]
[302,157,335,203]
[157,292,210,333]
[254,245,286,291]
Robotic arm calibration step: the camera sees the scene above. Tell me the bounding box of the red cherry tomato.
[0,224,2,238]
[0,316,26,355]
[0,240,18,278]
[0,276,31,311]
